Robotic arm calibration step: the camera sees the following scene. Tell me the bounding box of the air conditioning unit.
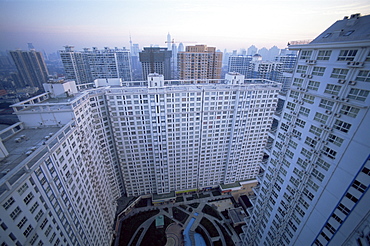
[342,98,349,102]
[338,80,346,84]
[301,74,307,78]
[325,110,332,115]
[334,113,341,118]
[349,81,357,85]
[307,75,313,79]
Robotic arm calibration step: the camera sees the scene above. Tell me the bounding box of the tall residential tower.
[178,45,222,80]
[242,13,370,246]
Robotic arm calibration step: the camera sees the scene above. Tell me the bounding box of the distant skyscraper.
[247,45,258,56]
[228,54,253,77]
[139,47,172,80]
[242,13,370,246]
[60,46,93,84]
[178,43,185,52]
[9,49,49,89]
[167,33,172,50]
[258,47,269,60]
[130,43,142,80]
[178,44,222,80]
[87,47,132,81]
[267,45,281,61]
[60,46,132,84]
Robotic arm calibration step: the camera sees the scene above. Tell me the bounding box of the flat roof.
[228,207,247,224]
[0,126,61,178]
[152,191,176,201]
[220,182,241,189]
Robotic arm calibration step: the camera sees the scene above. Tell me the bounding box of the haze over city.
[1,0,369,53]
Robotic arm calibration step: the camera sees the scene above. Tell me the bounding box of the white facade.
[60,46,133,84]
[0,73,281,245]
[242,13,370,246]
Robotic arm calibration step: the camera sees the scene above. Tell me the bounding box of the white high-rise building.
[242,13,370,246]
[60,46,133,84]
[109,73,280,196]
[0,80,121,246]
[228,55,253,77]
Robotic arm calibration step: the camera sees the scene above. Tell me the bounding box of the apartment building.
[9,49,49,89]
[228,55,253,77]
[60,46,132,84]
[139,47,172,80]
[0,80,121,245]
[242,13,370,246]
[178,45,222,80]
[107,73,280,196]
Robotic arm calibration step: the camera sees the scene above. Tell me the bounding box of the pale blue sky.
[0,0,369,53]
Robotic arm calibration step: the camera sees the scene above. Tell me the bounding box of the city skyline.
[0,0,369,53]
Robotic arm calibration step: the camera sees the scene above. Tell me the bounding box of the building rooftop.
[0,124,61,178]
[311,13,370,44]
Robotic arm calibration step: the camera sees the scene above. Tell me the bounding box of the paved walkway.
[115,191,243,246]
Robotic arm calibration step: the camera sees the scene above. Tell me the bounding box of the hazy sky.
[0,0,369,53]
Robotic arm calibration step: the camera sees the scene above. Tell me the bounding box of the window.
[300,50,312,60]
[299,106,310,117]
[312,67,326,76]
[322,146,337,159]
[352,180,367,193]
[305,136,317,148]
[314,112,328,124]
[319,99,334,110]
[30,233,39,245]
[337,203,350,216]
[296,118,306,128]
[324,84,341,95]
[337,50,357,61]
[356,70,370,82]
[316,158,330,171]
[10,206,22,220]
[303,94,315,104]
[312,168,325,182]
[2,197,15,210]
[340,105,360,118]
[17,216,28,229]
[347,88,369,102]
[286,102,296,111]
[23,192,34,205]
[293,78,303,87]
[334,119,351,133]
[301,148,312,158]
[23,224,34,237]
[297,65,308,74]
[309,125,323,136]
[307,80,320,91]
[345,192,358,203]
[30,202,39,214]
[289,91,299,99]
[317,50,332,60]
[330,68,349,79]
[17,183,29,195]
[35,209,44,222]
[327,134,344,147]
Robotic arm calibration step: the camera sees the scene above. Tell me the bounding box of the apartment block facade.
[9,49,49,89]
[178,45,222,80]
[60,46,132,84]
[242,13,370,246]
[0,72,281,245]
[139,47,172,80]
